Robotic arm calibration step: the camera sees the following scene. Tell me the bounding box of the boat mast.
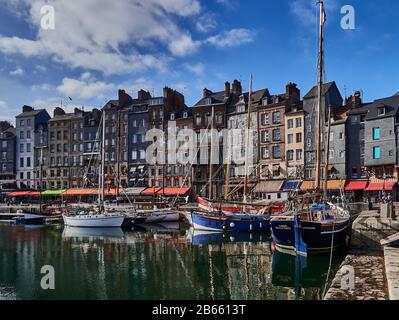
[116,110,121,203]
[224,147,231,200]
[324,105,332,199]
[315,0,325,192]
[100,109,106,205]
[243,73,253,203]
[208,106,215,200]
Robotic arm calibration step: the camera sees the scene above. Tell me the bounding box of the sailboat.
[63,110,125,228]
[191,82,272,232]
[270,1,352,255]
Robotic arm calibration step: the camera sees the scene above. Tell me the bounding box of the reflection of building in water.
[210,242,273,300]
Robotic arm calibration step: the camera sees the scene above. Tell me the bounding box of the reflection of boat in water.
[134,222,181,233]
[186,228,270,245]
[62,226,125,239]
[132,209,180,224]
[271,247,344,293]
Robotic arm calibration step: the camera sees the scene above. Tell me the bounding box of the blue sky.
[0,0,398,122]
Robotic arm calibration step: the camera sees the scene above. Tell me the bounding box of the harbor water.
[0,224,345,300]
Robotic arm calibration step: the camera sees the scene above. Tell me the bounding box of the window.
[287,119,293,129]
[131,151,137,160]
[339,132,344,140]
[20,158,24,168]
[378,107,385,116]
[27,157,31,167]
[340,151,345,158]
[287,150,294,161]
[262,113,269,125]
[20,144,24,153]
[272,129,281,141]
[19,120,24,127]
[272,145,281,159]
[262,131,269,143]
[389,150,394,157]
[272,111,281,124]
[27,143,31,153]
[329,149,334,158]
[373,128,380,140]
[2,152,6,160]
[196,114,201,126]
[288,134,294,144]
[296,149,302,161]
[351,116,358,124]
[307,138,312,148]
[262,147,269,159]
[27,119,31,126]
[373,146,381,159]
[140,150,146,160]
[296,133,302,143]
[1,141,6,148]
[20,131,24,139]
[170,113,175,121]
[216,112,223,125]
[352,167,358,178]
[26,131,31,139]
[296,118,302,128]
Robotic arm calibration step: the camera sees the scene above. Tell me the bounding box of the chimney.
[203,88,213,98]
[53,107,65,117]
[138,89,152,101]
[352,91,362,109]
[225,81,231,97]
[232,80,242,95]
[22,105,34,113]
[286,82,300,102]
[118,89,133,107]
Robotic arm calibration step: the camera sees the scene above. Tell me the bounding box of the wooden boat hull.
[271,218,352,253]
[191,211,270,232]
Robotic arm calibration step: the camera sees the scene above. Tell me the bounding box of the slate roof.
[364,95,399,121]
[15,109,46,118]
[303,82,337,99]
[193,90,227,107]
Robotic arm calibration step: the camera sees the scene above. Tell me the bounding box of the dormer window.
[378,107,385,116]
[263,98,269,106]
[205,98,212,105]
[236,105,245,113]
[183,112,188,119]
[274,96,280,104]
[170,113,175,121]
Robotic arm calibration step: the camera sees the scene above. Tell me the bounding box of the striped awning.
[345,181,369,191]
[141,187,162,196]
[253,181,284,193]
[9,191,40,197]
[366,183,384,191]
[384,182,397,191]
[282,181,301,191]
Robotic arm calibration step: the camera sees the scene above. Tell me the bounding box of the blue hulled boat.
[191,210,270,232]
[270,203,352,255]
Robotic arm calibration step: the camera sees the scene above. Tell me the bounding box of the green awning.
[41,189,66,196]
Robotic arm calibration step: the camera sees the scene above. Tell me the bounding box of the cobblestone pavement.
[384,246,399,300]
[324,211,396,300]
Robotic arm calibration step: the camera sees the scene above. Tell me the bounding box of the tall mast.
[116,110,121,203]
[208,106,215,200]
[324,105,332,199]
[224,146,231,200]
[243,73,253,203]
[100,109,106,204]
[315,0,325,191]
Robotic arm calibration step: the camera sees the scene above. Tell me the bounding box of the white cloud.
[57,73,115,100]
[0,0,202,75]
[290,0,340,27]
[0,100,15,121]
[10,66,24,76]
[185,63,204,75]
[196,15,217,33]
[206,29,255,48]
[31,83,52,91]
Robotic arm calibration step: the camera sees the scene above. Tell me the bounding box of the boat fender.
[250,224,253,231]
[229,222,235,229]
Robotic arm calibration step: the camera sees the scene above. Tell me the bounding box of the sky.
[0,0,398,123]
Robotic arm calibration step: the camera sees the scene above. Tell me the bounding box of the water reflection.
[0,225,345,300]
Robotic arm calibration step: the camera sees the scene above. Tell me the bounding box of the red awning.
[9,191,40,197]
[140,188,162,196]
[366,183,384,191]
[156,188,190,196]
[345,181,369,191]
[384,182,397,191]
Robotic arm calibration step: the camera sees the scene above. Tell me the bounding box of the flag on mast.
[320,2,327,26]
